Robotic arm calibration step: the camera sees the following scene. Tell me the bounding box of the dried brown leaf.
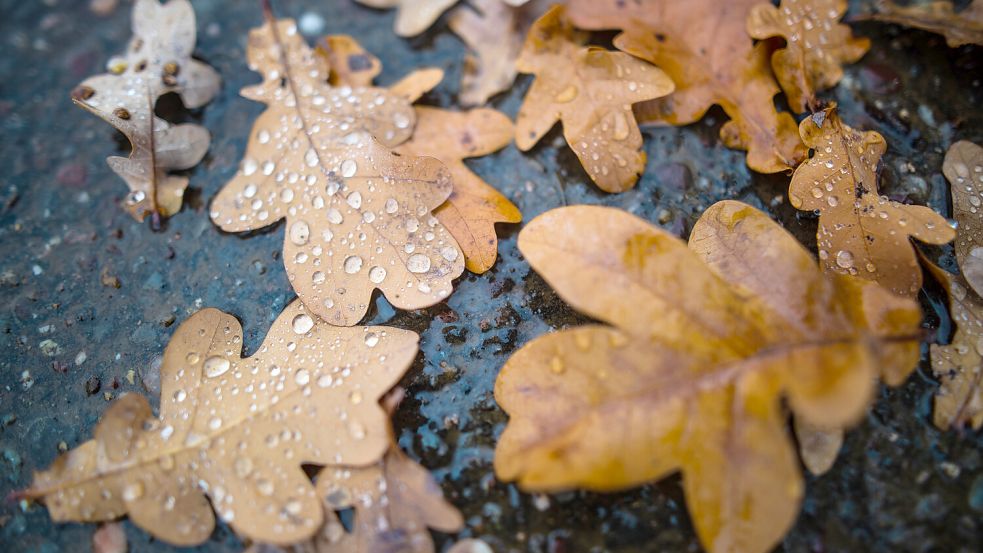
[514,6,675,193]
[495,201,922,553]
[747,0,869,112]
[868,0,983,47]
[26,301,418,545]
[317,35,382,88]
[72,0,218,221]
[567,0,807,174]
[355,0,458,37]
[929,140,983,430]
[210,19,464,326]
[788,106,955,297]
[396,106,521,273]
[448,0,550,106]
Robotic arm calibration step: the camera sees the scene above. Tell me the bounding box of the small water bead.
[280,188,295,203]
[344,255,363,274]
[385,198,398,213]
[835,250,854,269]
[827,195,839,207]
[611,111,630,141]
[243,184,257,198]
[347,420,366,440]
[368,266,387,284]
[364,332,379,347]
[257,479,275,496]
[811,187,823,198]
[440,246,459,262]
[289,221,310,245]
[305,148,319,167]
[346,191,362,209]
[186,352,200,364]
[243,159,258,176]
[295,252,308,264]
[209,417,223,430]
[363,212,376,223]
[262,161,275,176]
[295,369,311,386]
[327,208,343,224]
[204,356,231,378]
[341,159,357,178]
[407,254,431,273]
[257,130,271,144]
[317,374,334,388]
[173,389,187,402]
[292,313,315,334]
[234,456,253,478]
[406,218,419,232]
[312,271,326,284]
[393,112,410,129]
[122,482,144,502]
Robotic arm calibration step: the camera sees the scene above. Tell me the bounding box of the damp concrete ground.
[0,0,981,552]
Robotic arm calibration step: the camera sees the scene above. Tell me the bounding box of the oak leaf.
[788,106,955,297]
[514,6,675,193]
[72,0,219,221]
[316,35,521,273]
[25,301,419,546]
[868,0,983,47]
[494,201,922,553]
[567,0,807,174]
[396,106,521,273]
[448,0,550,106]
[210,18,464,326]
[747,0,869,113]
[355,0,458,37]
[929,140,983,430]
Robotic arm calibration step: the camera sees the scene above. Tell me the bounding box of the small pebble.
[298,12,325,35]
[85,376,101,396]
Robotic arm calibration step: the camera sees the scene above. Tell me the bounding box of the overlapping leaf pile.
[495,201,922,553]
[72,0,219,221]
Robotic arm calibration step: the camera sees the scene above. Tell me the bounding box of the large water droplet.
[292,313,314,334]
[341,159,357,178]
[407,254,431,273]
[368,266,387,284]
[204,356,231,378]
[835,250,854,269]
[344,255,363,274]
[289,220,310,246]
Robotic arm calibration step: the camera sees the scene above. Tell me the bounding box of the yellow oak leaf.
[788,106,955,297]
[495,200,922,553]
[747,0,869,112]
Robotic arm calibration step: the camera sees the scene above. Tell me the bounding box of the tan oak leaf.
[210,18,464,326]
[25,301,418,546]
[72,0,219,221]
[868,0,983,47]
[355,0,458,37]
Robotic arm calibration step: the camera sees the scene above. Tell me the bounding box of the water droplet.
[257,479,275,496]
[209,417,223,430]
[295,369,310,386]
[122,482,144,502]
[347,420,366,439]
[835,250,854,269]
[611,111,630,141]
[369,266,387,283]
[204,356,231,378]
[317,374,333,388]
[349,391,363,404]
[327,208,343,224]
[440,246,459,262]
[341,159,357,178]
[393,112,410,129]
[289,221,310,246]
[385,198,398,213]
[234,456,253,478]
[257,130,270,144]
[292,313,314,335]
[305,148,319,167]
[344,255,363,274]
[407,254,431,273]
[242,159,258,176]
[346,191,362,209]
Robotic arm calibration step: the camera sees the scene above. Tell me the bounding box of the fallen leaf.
[514,6,675,193]
[26,301,418,546]
[448,0,550,106]
[93,522,127,553]
[867,0,983,47]
[928,140,983,430]
[396,106,521,273]
[210,18,464,326]
[788,106,955,297]
[355,0,458,37]
[495,200,921,553]
[567,0,807,174]
[747,0,869,112]
[72,0,219,221]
